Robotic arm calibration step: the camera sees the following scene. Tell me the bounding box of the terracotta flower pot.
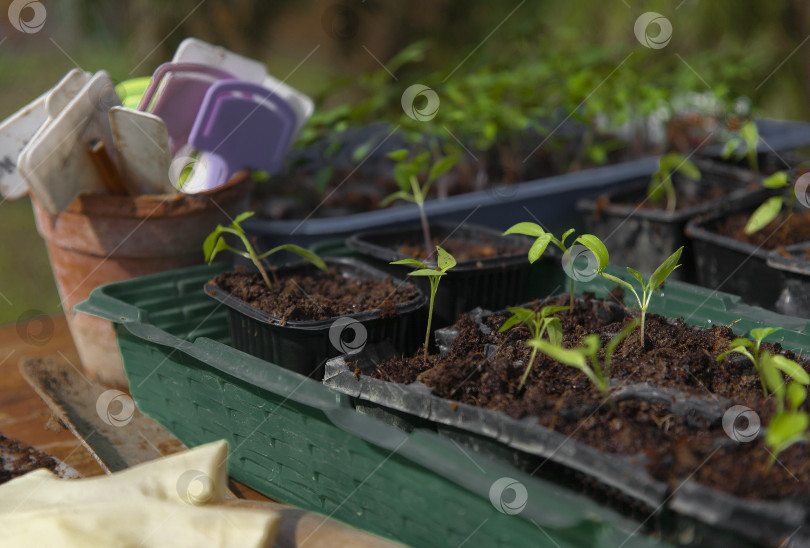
[31,175,252,388]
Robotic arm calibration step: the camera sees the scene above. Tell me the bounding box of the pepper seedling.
[760,352,810,468]
[503,223,583,311]
[203,211,327,290]
[576,235,682,349]
[742,171,796,234]
[722,120,760,172]
[531,319,639,398]
[647,152,701,212]
[716,327,810,397]
[382,150,457,259]
[391,246,457,365]
[499,305,568,391]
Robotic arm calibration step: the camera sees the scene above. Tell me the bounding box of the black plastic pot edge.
[577,158,762,224]
[205,257,427,377]
[576,159,765,282]
[346,221,532,271]
[701,118,810,158]
[767,241,810,277]
[683,191,794,309]
[245,156,660,252]
[324,298,810,547]
[767,241,810,319]
[346,221,547,328]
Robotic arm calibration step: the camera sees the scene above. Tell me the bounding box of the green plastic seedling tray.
[76,263,669,548]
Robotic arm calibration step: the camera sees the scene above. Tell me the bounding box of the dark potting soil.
[712,207,810,249]
[211,267,419,322]
[0,433,59,484]
[367,292,810,501]
[397,236,528,263]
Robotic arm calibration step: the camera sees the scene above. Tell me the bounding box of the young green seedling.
[742,171,795,234]
[203,211,327,290]
[722,120,760,172]
[530,319,639,398]
[502,223,582,311]
[576,235,682,348]
[499,305,568,391]
[760,352,810,467]
[391,246,457,364]
[382,150,457,259]
[716,327,810,397]
[647,152,701,212]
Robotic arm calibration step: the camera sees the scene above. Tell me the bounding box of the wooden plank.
[0,314,103,477]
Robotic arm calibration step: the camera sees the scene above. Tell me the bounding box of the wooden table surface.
[0,314,402,548]
[0,314,104,476]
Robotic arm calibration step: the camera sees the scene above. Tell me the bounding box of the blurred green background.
[2,0,810,324]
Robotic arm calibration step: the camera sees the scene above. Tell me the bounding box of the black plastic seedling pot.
[577,159,762,282]
[325,271,810,548]
[684,192,788,309]
[346,222,545,329]
[767,242,810,318]
[204,257,426,378]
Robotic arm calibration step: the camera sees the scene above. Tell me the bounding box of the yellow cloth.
[0,440,279,547]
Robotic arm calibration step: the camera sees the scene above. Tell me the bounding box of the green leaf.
[716,347,755,365]
[530,339,587,369]
[540,305,570,318]
[721,137,740,159]
[647,177,666,202]
[787,381,807,410]
[626,267,645,287]
[600,272,636,294]
[390,258,427,268]
[745,196,783,234]
[605,318,639,371]
[352,141,373,163]
[436,246,457,272]
[260,244,328,271]
[232,211,255,226]
[576,235,609,271]
[588,144,607,164]
[648,247,683,291]
[314,166,334,193]
[761,354,786,397]
[528,234,553,263]
[769,355,810,385]
[765,412,809,451]
[750,327,781,344]
[499,313,528,333]
[380,190,415,207]
[392,162,412,191]
[728,337,755,349]
[203,227,228,263]
[560,228,576,247]
[762,171,789,189]
[580,334,602,359]
[741,121,759,149]
[427,156,457,183]
[386,149,409,162]
[503,222,546,238]
[675,157,701,181]
[544,317,562,346]
[408,268,445,278]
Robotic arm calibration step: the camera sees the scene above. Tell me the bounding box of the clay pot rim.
[41,172,253,219]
